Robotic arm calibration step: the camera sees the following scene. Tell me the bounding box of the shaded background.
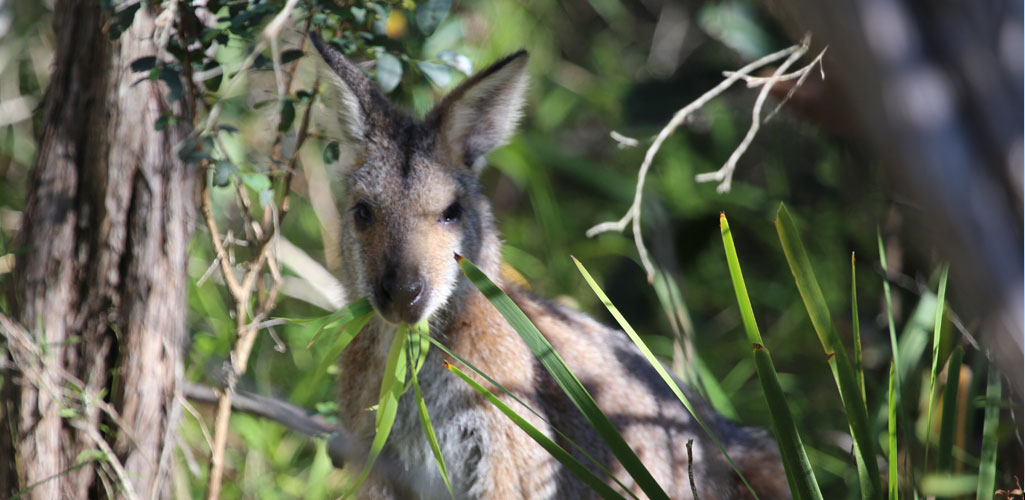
[0,0,1021,497]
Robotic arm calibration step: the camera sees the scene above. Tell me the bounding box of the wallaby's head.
[311,33,528,325]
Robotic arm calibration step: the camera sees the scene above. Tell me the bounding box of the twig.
[687,439,699,500]
[722,46,826,89]
[183,383,452,499]
[610,130,639,148]
[586,38,812,281]
[695,35,811,193]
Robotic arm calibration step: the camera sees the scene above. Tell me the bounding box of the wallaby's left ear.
[427,51,529,171]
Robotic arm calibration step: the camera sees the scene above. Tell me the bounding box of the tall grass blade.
[446,362,627,500]
[344,323,409,497]
[573,253,763,499]
[888,361,899,500]
[719,213,822,500]
[775,203,881,499]
[425,334,639,499]
[752,345,822,500]
[936,346,963,475]
[296,306,375,404]
[407,322,454,499]
[304,297,375,348]
[924,264,950,470]
[877,231,901,376]
[975,364,1000,500]
[457,256,669,500]
[851,253,865,400]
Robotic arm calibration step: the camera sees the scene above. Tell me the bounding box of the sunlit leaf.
[376,52,403,93]
[415,0,451,35]
[417,61,451,87]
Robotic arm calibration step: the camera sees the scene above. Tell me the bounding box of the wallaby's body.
[311,33,788,499]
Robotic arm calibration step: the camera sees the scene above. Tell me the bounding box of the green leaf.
[376,52,403,93]
[279,99,296,132]
[240,172,272,193]
[415,0,451,35]
[280,49,305,64]
[975,364,1000,500]
[258,188,274,208]
[446,362,626,500]
[213,160,235,188]
[346,323,409,496]
[719,214,822,500]
[775,203,881,499]
[888,362,898,500]
[851,253,864,400]
[130,56,157,72]
[301,310,374,405]
[417,61,451,87]
[438,50,472,75]
[422,333,638,499]
[323,141,340,165]
[936,346,963,474]
[307,440,334,500]
[408,323,454,499]
[303,297,374,348]
[924,264,950,470]
[158,67,183,102]
[457,256,668,500]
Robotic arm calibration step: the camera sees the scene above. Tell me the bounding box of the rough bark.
[0,1,196,498]
[764,0,1024,398]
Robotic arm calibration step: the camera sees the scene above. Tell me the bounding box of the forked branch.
[587,35,825,281]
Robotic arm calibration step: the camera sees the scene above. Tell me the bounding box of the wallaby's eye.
[440,201,462,224]
[352,202,372,230]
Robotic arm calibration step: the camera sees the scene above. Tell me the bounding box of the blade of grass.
[888,361,899,500]
[344,323,409,498]
[776,203,881,499]
[295,307,374,404]
[936,346,963,474]
[852,253,864,400]
[457,256,669,500]
[304,297,374,348]
[423,333,640,500]
[720,213,823,500]
[877,231,901,379]
[572,253,763,499]
[923,264,950,470]
[407,322,454,499]
[975,364,1000,500]
[445,361,627,499]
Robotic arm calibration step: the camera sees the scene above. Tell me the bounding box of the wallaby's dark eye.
[352,202,372,230]
[440,201,462,224]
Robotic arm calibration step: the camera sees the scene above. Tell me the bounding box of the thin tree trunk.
[0,1,196,498]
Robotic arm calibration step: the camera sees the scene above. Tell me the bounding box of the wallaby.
[310,32,789,500]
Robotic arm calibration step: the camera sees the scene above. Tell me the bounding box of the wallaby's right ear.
[310,32,387,146]
[427,50,529,172]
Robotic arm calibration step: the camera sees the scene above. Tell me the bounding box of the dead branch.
[587,35,823,281]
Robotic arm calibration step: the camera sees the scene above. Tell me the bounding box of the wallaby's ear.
[310,32,389,147]
[427,51,529,171]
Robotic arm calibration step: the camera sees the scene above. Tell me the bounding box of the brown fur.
[311,32,789,499]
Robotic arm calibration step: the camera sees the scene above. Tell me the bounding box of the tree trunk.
[764,0,1024,399]
[0,1,196,498]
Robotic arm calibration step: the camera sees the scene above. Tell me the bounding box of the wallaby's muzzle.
[375,267,428,324]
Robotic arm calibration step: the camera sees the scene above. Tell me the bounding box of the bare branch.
[695,36,811,193]
[586,38,815,280]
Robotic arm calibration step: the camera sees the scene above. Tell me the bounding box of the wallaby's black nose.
[377,272,427,323]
